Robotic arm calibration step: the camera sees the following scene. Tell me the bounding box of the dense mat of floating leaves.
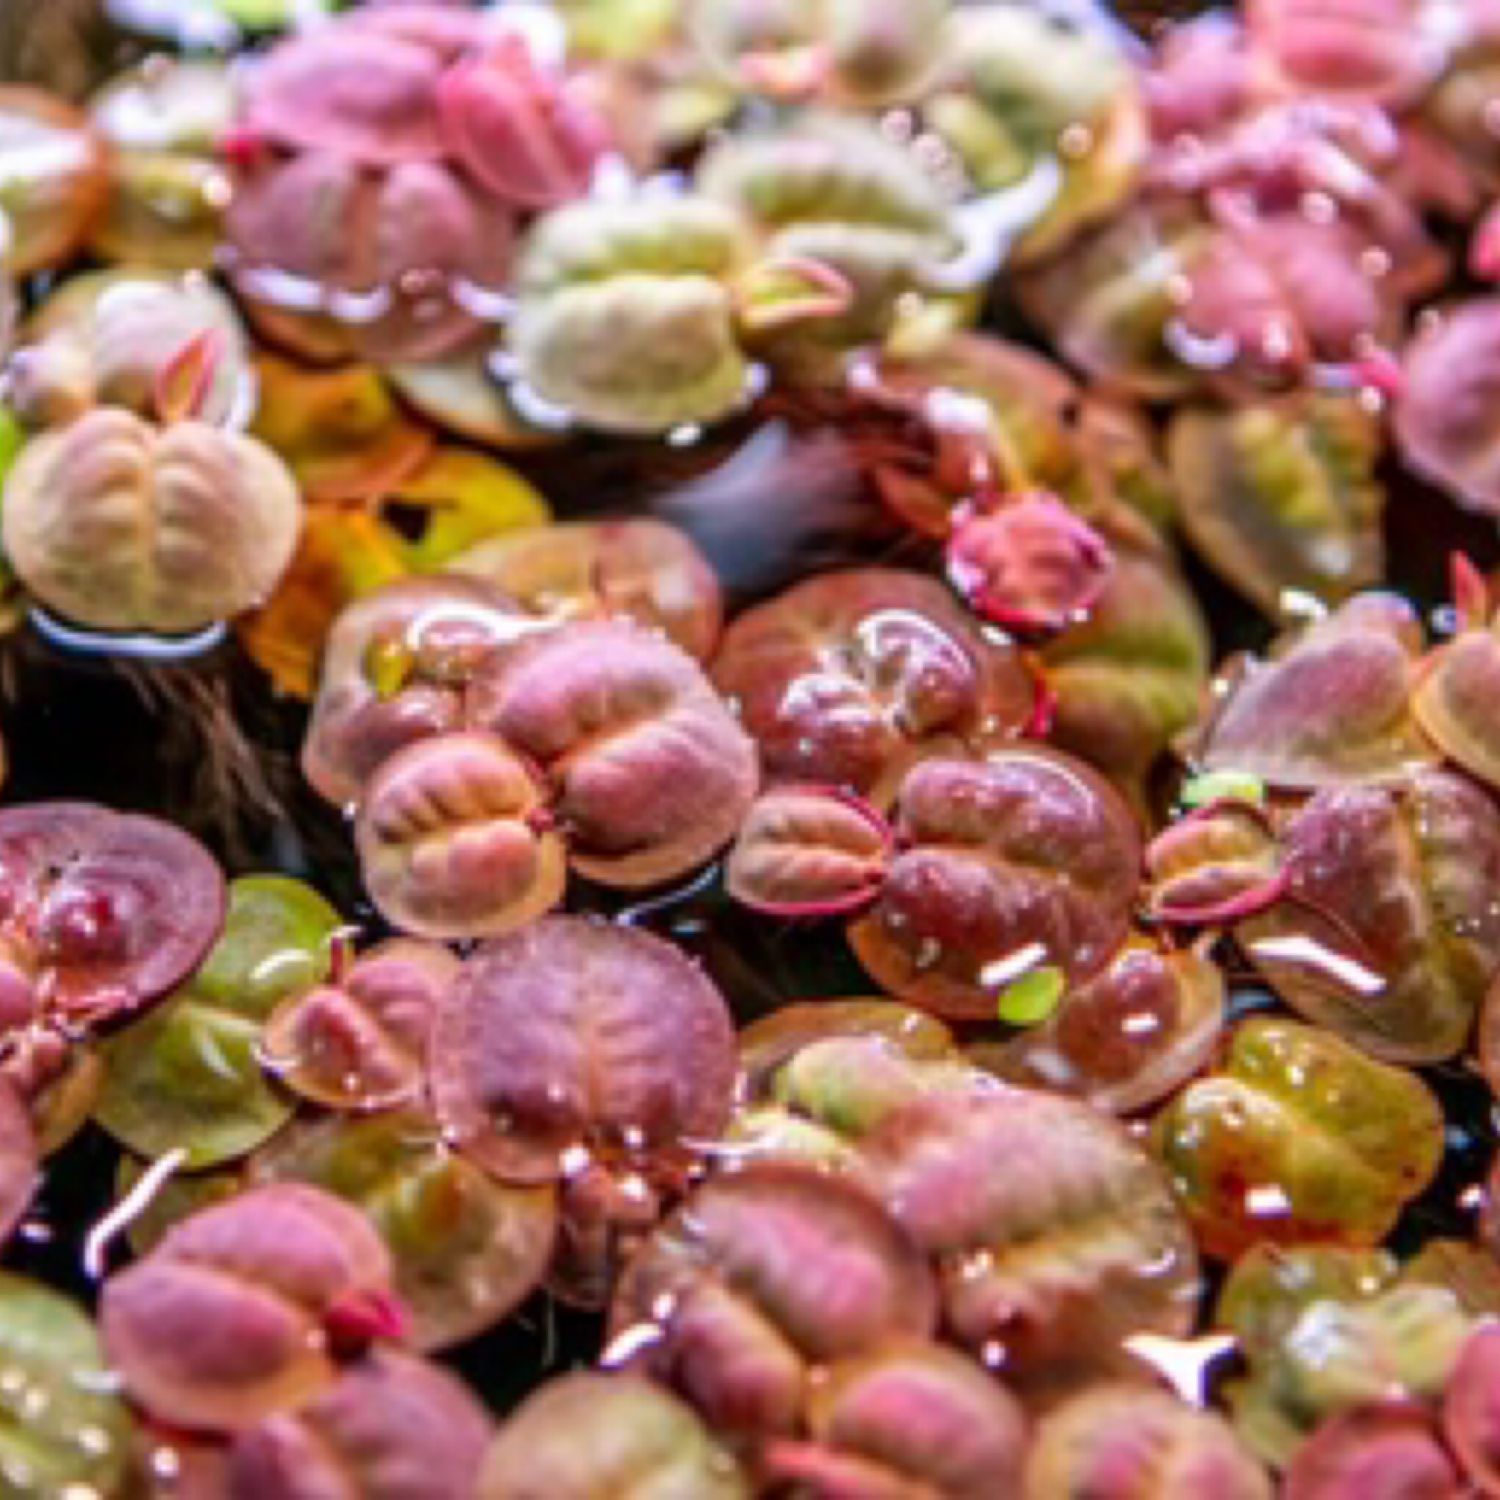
[9,0,1500,1492]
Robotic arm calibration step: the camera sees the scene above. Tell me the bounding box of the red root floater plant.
[1144,793,1387,973]
[725,746,1142,1021]
[837,365,1119,640]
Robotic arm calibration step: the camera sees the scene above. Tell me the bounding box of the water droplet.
[1058,122,1093,159]
[913,937,943,970]
[1245,1182,1292,1218]
[1301,190,1337,225]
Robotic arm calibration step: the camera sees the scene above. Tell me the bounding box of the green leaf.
[0,1272,133,1496]
[1180,769,1267,810]
[251,1109,557,1352]
[94,876,341,1168]
[996,965,1065,1026]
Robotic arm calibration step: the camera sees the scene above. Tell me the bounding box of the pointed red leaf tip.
[945,492,1114,640]
[153,330,223,427]
[323,1287,410,1358]
[437,35,608,211]
[1451,551,1492,632]
[1021,662,1057,741]
[1348,345,1405,402]
[524,804,557,836]
[325,927,358,989]
[867,427,993,541]
[217,125,269,172]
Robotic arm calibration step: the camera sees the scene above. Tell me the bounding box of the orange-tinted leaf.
[383,447,549,572]
[238,508,408,699]
[251,355,434,506]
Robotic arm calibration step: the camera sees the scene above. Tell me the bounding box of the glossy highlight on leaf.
[0,801,225,1027]
[973,942,1226,1115]
[1196,593,1438,788]
[1225,1284,1471,1466]
[450,518,721,662]
[1153,1018,1445,1260]
[848,748,1142,1020]
[713,567,1036,809]
[263,939,456,1113]
[301,575,532,807]
[1240,768,1500,1061]
[1217,1242,1400,1363]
